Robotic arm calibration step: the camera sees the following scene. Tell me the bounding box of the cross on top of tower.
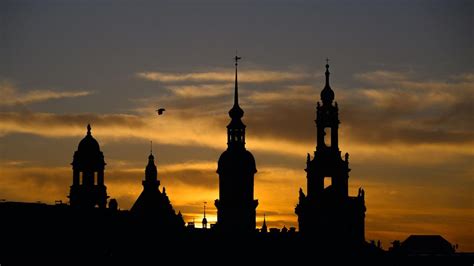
[234,52,242,66]
[229,53,244,119]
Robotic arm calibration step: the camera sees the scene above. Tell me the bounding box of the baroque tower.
[68,124,109,208]
[295,61,366,245]
[215,55,258,233]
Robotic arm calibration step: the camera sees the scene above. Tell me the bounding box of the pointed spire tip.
[234,53,241,106]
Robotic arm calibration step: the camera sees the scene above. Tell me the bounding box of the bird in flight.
[156,108,166,115]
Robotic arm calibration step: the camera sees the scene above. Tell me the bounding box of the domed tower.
[295,61,366,245]
[215,55,258,233]
[68,124,109,209]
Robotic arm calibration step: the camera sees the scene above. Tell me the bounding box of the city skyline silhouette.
[0,0,472,258]
[0,59,468,258]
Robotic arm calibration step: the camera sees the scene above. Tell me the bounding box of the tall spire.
[325,58,330,87]
[226,53,246,149]
[228,54,244,120]
[234,53,242,107]
[261,213,268,233]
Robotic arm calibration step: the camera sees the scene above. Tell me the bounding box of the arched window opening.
[324,127,331,147]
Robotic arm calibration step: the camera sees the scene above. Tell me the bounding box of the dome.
[321,85,334,104]
[73,124,105,169]
[217,149,257,174]
[77,124,101,153]
[321,63,334,104]
[229,104,244,119]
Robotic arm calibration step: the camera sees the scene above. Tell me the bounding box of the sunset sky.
[0,0,472,251]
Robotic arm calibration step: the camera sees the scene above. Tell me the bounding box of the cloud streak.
[167,84,231,98]
[137,69,315,83]
[1,70,473,161]
[0,112,148,138]
[0,82,91,106]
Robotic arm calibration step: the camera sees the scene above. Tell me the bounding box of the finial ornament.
[148,140,155,160]
[87,124,91,135]
[234,53,241,106]
[325,59,330,81]
[234,50,242,66]
[229,53,244,117]
[321,59,334,104]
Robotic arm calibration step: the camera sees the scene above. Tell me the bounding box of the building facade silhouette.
[215,56,258,233]
[295,62,366,244]
[68,124,109,208]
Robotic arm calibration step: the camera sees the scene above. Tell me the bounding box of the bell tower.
[309,60,348,199]
[295,61,366,245]
[68,124,109,209]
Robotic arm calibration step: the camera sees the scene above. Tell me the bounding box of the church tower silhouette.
[215,55,258,233]
[295,61,366,244]
[68,124,109,208]
[130,144,184,229]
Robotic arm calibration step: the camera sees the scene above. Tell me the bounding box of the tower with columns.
[68,124,109,209]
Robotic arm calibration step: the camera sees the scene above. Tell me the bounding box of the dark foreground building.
[389,235,456,255]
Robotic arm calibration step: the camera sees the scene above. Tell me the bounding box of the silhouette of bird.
[156,108,166,115]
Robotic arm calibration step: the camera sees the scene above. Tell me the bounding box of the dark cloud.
[342,102,474,145]
[424,90,474,131]
[242,72,474,146]
[246,102,315,144]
